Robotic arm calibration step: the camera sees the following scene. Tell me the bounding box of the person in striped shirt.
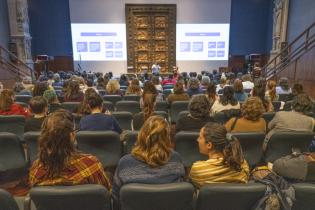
[29,109,111,190]
[189,123,249,188]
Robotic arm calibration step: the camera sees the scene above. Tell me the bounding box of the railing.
[262,21,315,79]
[0,45,34,80]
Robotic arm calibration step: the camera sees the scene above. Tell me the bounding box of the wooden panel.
[34,56,74,76]
[126,4,176,74]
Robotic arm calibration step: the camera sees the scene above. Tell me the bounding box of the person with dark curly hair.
[211,86,240,114]
[187,78,203,97]
[225,97,266,133]
[176,94,216,132]
[125,78,142,96]
[63,80,84,102]
[252,77,273,112]
[263,94,315,151]
[167,81,189,104]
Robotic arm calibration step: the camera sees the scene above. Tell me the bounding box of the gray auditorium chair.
[76,131,121,168]
[155,101,169,113]
[112,111,133,130]
[175,131,208,167]
[116,101,141,114]
[61,102,81,113]
[170,101,189,123]
[262,112,275,123]
[103,95,122,105]
[232,132,265,168]
[196,183,266,210]
[123,95,141,102]
[0,115,25,141]
[0,133,27,182]
[29,184,111,210]
[24,131,41,163]
[0,189,20,210]
[292,183,315,210]
[121,130,139,155]
[120,182,194,210]
[132,111,168,130]
[272,101,282,111]
[103,101,115,112]
[264,132,314,163]
[15,95,32,104]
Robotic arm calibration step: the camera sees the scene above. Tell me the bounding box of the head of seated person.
[79,94,122,133]
[0,89,29,116]
[43,90,60,105]
[189,123,249,188]
[276,77,291,94]
[167,81,189,104]
[291,93,313,115]
[29,109,111,189]
[187,78,202,96]
[106,79,121,95]
[64,80,84,102]
[125,78,142,95]
[233,79,247,102]
[225,96,266,133]
[25,96,48,132]
[77,88,99,115]
[252,77,272,112]
[112,115,185,200]
[33,81,49,97]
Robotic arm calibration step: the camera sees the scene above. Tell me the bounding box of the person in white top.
[242,74,254,90]
[211,86,240,114]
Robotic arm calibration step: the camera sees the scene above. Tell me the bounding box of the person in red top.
[161,74,177,86]
[0,89,30,116]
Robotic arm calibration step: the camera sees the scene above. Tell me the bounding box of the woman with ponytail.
[265,80,279,102]
[190,123,249,188]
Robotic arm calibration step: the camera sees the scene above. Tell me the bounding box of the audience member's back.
[25,96,48,132]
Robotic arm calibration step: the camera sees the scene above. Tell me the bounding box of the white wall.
[69,0,231,75]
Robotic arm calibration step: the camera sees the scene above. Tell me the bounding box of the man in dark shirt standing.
[25,96,48,132]
[79,93,122,133]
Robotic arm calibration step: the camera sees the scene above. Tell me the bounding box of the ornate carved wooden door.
[125,4,176,74]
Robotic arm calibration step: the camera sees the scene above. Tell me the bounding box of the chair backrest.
[278,93,289,102]
[292,183,315,210]
[178,110,189,120]
[170,101,189,123]
[132,111,168,130]
[24,131,41,163]
[15,95,32,104]
[102,101,115,112]
[30,184,111,210]
[112,111,133,130]
[103,95,122,105]
[0,132,27,182]
[122,130,139,155]
[76,131,121,168]
[162,89,172,97]
[61,102,81,113]
[232,132,265,168]
[262,112,275,123]
[123,95,141,102]
[265,132,314,163]
[0,189,20,210]
[155,101,169,113]
[175,131,207,167]
[196,183,266,210]
[283,101,293,111]
[272,101,282,111]
[120,182,194,210]
[0,115,25,141]
[116,101,141,114]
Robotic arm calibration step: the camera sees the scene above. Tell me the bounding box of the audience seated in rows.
[263,94,315,150]
[25,96,48,132]
[52,73,63,87]
[125,78,142,96]
[63,80,84,102]
[0,89,30,116]
[233,79,248,102]
[241,74,254,90]
[211,86,240,114]
[176,94,216,132]
[265,80,279,102]
[189,123,249,188]
[106,79,122,96]
[112,116,185,200]
[79,94,122,133]
[276,77,291,95]
[43,89,62,113]
[187,78,203,97]
[167,81,189,104]
[252,78,274,112]
[225,97,266,133]
[29,110,111,189]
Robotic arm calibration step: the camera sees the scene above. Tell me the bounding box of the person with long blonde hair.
[112,115,185,200]
[106,79,121,95]
[265,80,278,102]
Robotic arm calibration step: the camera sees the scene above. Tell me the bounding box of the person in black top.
[176,94,216,132]
[25,96,48,132]
[79,93,122,133]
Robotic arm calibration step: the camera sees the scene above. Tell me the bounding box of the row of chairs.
[2,182,315,210]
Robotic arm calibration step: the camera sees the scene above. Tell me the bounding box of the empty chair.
[272,101,282,111]
[61,102,80,113]
[292,183,315,210]
[112,111,133,130]
[175,131,207,167]
[15,95,32,104]
[0,189,20,210]
[262,112,275,123]
[196,183,266,210]
[120,86,128,90]
[103,95,122,105]
[170,101,189,123]
[24,131,41,163]
[0,115,25,141]
[132,111,168,130]
[155,101,169,113]
[76,131,121,168]
[102,101,115,112]
[122,130,138,155]
[0,133,27,182]
[264,132,314,163]
[232,132,265,167]
[116,101,141,114]
[120,182,194,210]
[29,184,111,210]
[123,95,141,102]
